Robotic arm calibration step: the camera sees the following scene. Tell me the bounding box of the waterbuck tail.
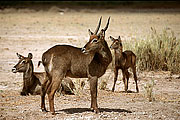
[38,61,42,67]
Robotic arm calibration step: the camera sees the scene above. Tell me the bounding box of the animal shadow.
[118,90,137,93]
[106,90,137,93]
[57,107,132,114]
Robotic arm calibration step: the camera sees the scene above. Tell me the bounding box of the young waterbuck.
[12,53,75,96]
[41,17,112,115]
[110,36,139,93]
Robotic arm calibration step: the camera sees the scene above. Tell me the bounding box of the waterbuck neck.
[114,47,123,58]
[23,61,35,88]
[99,41,112,65]
[93,40,112,69]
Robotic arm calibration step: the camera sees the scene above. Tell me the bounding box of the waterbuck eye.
[21,60,26,64]
[92,39,98,43]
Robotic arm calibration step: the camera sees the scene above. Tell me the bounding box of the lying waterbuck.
[12,53,75,96]
[110,36,139,93]
[41,17,112,115]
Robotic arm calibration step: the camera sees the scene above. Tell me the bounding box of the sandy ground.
[0,8,180,119]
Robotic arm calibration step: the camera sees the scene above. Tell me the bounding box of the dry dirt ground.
[0,7,180,120]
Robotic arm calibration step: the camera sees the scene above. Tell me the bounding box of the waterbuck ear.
[88,29,94,36]
[118,36,121,40]
[118,36,122,42]
[109,36,114,41]
[16,53,24,59]
[28,53,33,59]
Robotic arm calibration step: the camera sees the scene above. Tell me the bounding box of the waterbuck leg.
[21,80,29,96]
[41,78,50,112]
[89,76,99,113]
[112,68,118,92]
[122,70,127,92]
[132,66,139,93]
[47,71,64,115]
[21,87,28,96]
[125,69,129,92]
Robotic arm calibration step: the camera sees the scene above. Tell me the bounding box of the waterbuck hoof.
[95,109,100,114]
[41,108,47,112]
[20,92,28,96]
[51,112,56,115]
[90,107,100,113]
[124,89,128,93]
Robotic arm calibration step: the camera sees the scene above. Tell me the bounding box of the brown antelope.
[40,17,112,115]
[110,36,139,93]
[12,53,75,96]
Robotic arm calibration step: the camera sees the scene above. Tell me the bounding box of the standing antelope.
[40,17,112,115]
[12,53,75,96]
[110,36,139,93]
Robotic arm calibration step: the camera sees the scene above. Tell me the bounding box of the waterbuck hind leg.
[89,76,99,113]
[112,68,118,92]
[41,78,50,112]
[125,70,129,92]
[122,70,128,92]
[132,67,139,93]
[47,72,64,115]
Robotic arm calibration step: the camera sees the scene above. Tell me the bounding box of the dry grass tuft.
[99,80,107,90]
[144,79,155,102]
[124,28,180,74]
[73,79,85,96]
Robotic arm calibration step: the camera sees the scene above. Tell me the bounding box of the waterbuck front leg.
[21,87,29,96]
[21,80,29,96]
[89,76,99,113]
[112,67,118,92]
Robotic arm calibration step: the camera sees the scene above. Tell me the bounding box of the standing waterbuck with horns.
[110,36,139,93]
[41,17,112,115]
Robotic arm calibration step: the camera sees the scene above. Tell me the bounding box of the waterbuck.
[12,53,75,96]
[110,36,139,93]
[41,17,112,115]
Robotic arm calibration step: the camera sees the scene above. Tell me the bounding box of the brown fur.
[110,36,139,93]
[12,53,75,96]
[41,17,112,115]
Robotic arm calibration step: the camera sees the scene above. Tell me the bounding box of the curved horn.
[103,17,110,32]
[94,16,102,35]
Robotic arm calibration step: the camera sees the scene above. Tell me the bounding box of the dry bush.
[144,79,155,102]
[124,28,180,74]
[99,80,107,90]
[73,79,85,96]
